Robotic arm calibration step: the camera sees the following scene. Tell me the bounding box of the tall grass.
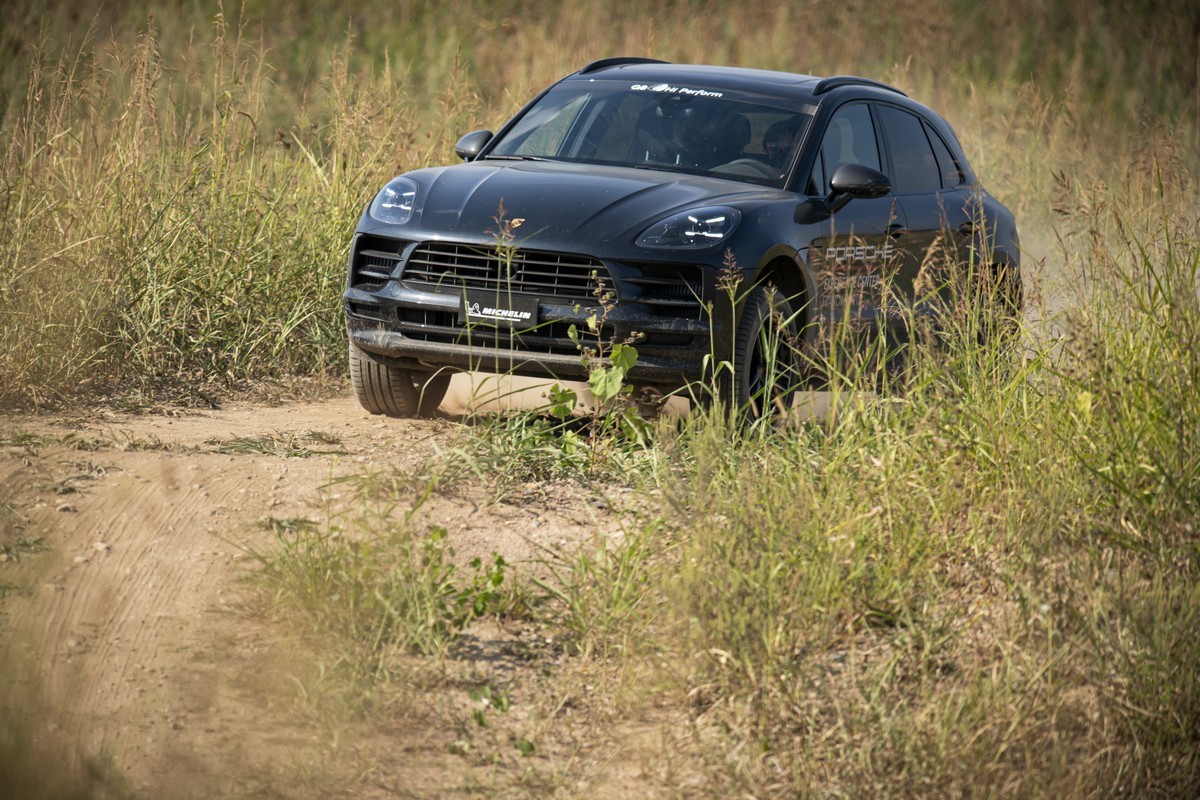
[1,0,1197,404]
[542,171,1200,796]
[0,12,473,404]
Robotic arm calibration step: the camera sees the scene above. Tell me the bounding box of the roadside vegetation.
[2,0,1198,797]
[2,0,1196,405]
[625,200,1200,795]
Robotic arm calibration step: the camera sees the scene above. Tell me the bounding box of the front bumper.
[343,233,724,386]
[347,319,704,383]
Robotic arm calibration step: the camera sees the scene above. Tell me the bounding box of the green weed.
[248,505,525,708]
[0,535,47,565]
[206,430,347,457]
[451,410,656,497]
[532,527,660,660]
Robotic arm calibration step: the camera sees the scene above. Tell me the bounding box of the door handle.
[957,221,975,236]
[887,224,907,240]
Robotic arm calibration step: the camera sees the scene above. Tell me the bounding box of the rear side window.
[923,120,965,188]
[877,105,941,195]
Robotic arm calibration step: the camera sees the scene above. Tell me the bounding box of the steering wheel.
[712,158,780,180]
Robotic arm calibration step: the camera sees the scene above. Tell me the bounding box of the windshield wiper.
[633,163,701,175]
[483,154,556,162]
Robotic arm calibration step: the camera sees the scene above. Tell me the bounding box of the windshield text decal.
[630,83,724,98]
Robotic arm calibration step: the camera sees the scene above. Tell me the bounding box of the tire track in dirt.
[1,397,448,795]
[35,455,244,762]
[1,393,638,797]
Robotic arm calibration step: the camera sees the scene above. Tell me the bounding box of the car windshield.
[486,80,813,187]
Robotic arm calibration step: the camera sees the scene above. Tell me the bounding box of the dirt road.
[0,392,636,798]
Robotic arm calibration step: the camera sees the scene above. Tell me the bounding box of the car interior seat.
[713,113,752,164]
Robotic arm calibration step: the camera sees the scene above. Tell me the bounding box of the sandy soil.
[0,389,650,798]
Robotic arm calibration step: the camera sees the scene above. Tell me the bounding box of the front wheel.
[349,342,450,418]
[723,285,804,419]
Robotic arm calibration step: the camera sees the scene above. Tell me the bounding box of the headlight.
[635,206,741,249]
[368,177,418,225]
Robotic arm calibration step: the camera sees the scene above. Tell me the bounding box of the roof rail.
[812,76,907,97]
[579,57,669,75]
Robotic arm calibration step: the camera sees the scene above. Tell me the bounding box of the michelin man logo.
[467,302,533,323]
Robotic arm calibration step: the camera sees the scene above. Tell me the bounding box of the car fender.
[749,244,820,345]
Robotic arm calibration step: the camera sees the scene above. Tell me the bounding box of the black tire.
[997,261,1023,324]
[724,285,803,418]
[349,342,450,418]
[981,261,1023,345]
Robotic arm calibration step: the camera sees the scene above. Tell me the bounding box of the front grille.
[402,242,609,301]
[350,236,703,352]
[394,308,694,353]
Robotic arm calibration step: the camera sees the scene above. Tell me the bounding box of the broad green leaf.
[610,343,638,373]
[589,365,624,403]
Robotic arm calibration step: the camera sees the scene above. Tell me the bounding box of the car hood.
[397,160,785,248]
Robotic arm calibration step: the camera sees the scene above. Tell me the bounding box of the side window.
[810,103,880,195]
[922,120,965,188]
[877,105,941,195]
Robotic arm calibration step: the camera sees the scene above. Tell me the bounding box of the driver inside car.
[763,118,802,168]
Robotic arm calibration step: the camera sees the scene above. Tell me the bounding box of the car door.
[805,102,907,334]
[875,104,973,320]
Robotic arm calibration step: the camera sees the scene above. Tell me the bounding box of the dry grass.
[1,0,1197,405]
[2,1,1199,797]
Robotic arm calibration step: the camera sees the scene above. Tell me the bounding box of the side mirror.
[454,130,493,161]
[826,163,891,213]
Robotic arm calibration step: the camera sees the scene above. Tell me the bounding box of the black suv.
[344,58,1019,416]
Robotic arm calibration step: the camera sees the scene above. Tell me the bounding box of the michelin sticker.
[466,302,533,324]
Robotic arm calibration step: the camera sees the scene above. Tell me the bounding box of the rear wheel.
[980,261,1023,345]
[348,342,450,418]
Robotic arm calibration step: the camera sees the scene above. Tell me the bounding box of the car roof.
[565,59,907,103]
